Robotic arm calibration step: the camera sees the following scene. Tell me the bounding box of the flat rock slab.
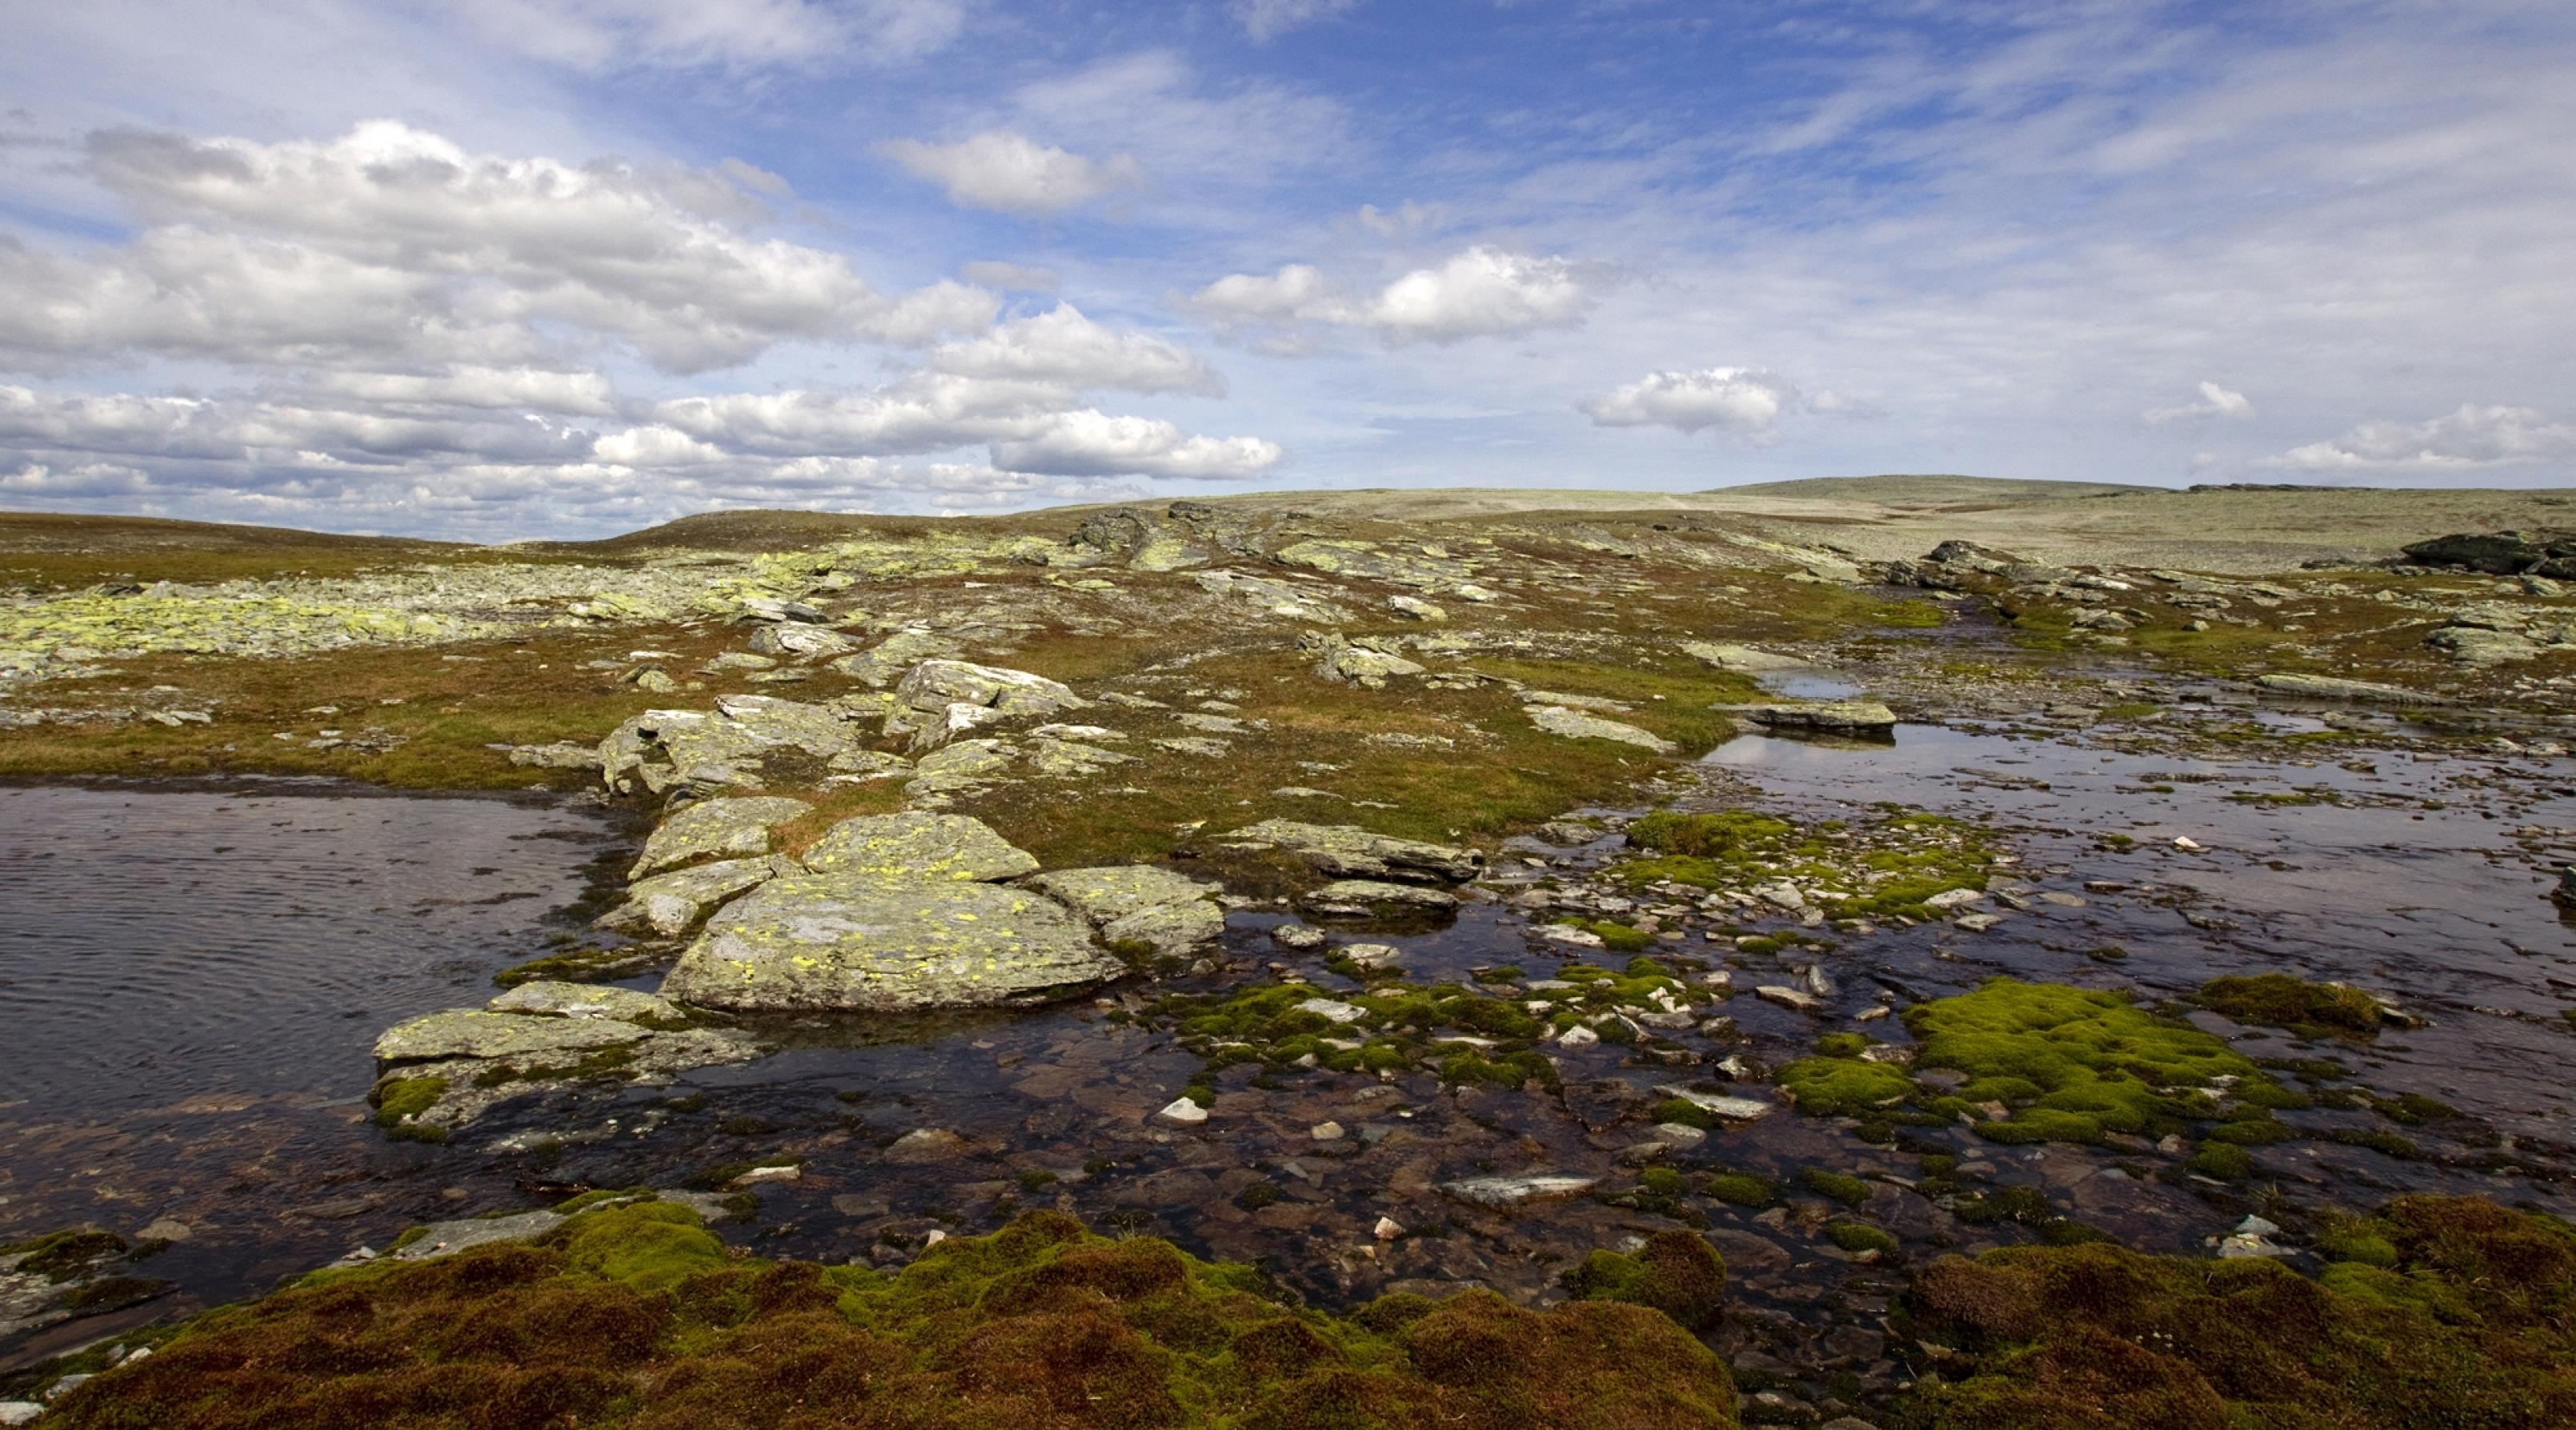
[1301,879,1461,916]
[1227,819,1483,883]
[597,855,793,937]
[487,981,682,1023]
[1028,865,1220,923]
[1745,700,1897,733]
[375,1009,651,1064]
[802,811,1038,882]
[1681,641,1809,673]
[1657,1085,1774,1121]
[631,795,811,879]
[1527,703,1677,753]
[2253,673,2451,706]
[661,871,1120,1011]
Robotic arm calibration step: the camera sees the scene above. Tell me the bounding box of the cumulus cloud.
[307,367,616,415]
[879,131,1140,215]
[992,411,1280,479]
[7,122,1000,375]
[930,305,1220,395]
[2145,380,2254,424]
[1232,0,1361,42]
[1188,247,1591,345]
[2259,404,2576,471]
[1581,368,1801,436]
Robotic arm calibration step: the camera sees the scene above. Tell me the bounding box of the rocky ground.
[6,479,2576,1428]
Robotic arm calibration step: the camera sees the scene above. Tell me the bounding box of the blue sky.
[2,0,2570,538]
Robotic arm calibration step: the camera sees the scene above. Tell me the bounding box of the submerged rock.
[1440,1174,1600,1208]
[629,795,811,879]
[1225,819,1484,883]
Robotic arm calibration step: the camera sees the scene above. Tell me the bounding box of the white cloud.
[2145,380,2253,424]
[448,0,968,72]
[309,367,616,415]
[930,305,1220,395]
[1233,0,1360,43]
[879,130,1140,215]
[1582,367,1801,436]
[992,410,1280,479]
[2259,404,2576,471]
[1188,247,1592,345]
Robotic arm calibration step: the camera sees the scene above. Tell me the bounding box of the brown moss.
[45,1204,1741,1430]
[1901,1195,2576,1430]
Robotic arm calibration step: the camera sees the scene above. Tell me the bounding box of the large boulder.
[1224,819,1483,883]
[2402,530,2576,576]
[630,796,811,879]
[1744,700,1898,734]
[596,855,795,937]
[660,871,1117,1012]
[599,697,857,794]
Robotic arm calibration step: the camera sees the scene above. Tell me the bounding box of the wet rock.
[1657,1086,1773,1121]
[662,868,1117,1013]
[884,1128,972,1164]
[1270,923,1328,949]
[1295,996,1368,1025]
[630,795,812,879]
[2254,673,2452,707]
[1745,700,1898,734]
[1300,631,1425,688]
[1754,985,1825,1013]
[1226,819,1484,883]
[802,811,1039,881]
[596,855,794,937]
[1157,1096,1209,1124]
[1300,879,1461,916]
[1440,1174,1599,1208]
[1527,703,1677,753]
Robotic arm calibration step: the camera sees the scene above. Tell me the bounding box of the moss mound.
[44,1203,1740,1429]
[2196,971,2385,1038]
[1901,1195,2576,1429]
[1904,978,2275,1144]
[1561,1230,1729,1332]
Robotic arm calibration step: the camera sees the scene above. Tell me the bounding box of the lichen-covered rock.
[745,623,855,659]
[801,810,1036,881]
[1745,700,1898,733]
[629,796,811,879]
[659,871,1120,1011]
[374,1009,654,1065]
[595,855,793,937]
[1225,819,1484,883]
[1528,703,1677,753]
[599,698,855,794]
[1681,641,1807,673]
[507,740,605,771]
[486,981,682,1023]
[1028,865,1226,956]
[829,627,964,687]
[883,659,1087,750]
[1024,736,1135,778]
[2254,673,2453,706]
[1300,631,1425,687]
[1192,569,1354,623]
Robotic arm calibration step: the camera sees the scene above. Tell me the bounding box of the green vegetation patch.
[1561,1230,1729,1332]
[1905,978,2275,1145]
[43,1203,1741,1430]
[2197,971,2385,1039]
[1901,1195,2576,1430]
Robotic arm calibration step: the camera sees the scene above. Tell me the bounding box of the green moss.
[1705,1173,1777,1208]
[1798,1168,1871,1207]
[1,1228,128,1282]
[2197,972,2385,1038]
[368,1075,445,1128]
[45,1204,1743,1429]
[1777,1055,1916,1116]
[1825,1222,1897,1256]
[2188,1141,2255,1180]
[1905,978,2269,1145]
[1899,1196,2576,1430]
[1561,1230,1729,1332]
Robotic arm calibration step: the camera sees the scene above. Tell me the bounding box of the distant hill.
[1707,475,2155,504]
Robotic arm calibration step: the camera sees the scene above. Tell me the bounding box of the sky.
[1,0,2571,539]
